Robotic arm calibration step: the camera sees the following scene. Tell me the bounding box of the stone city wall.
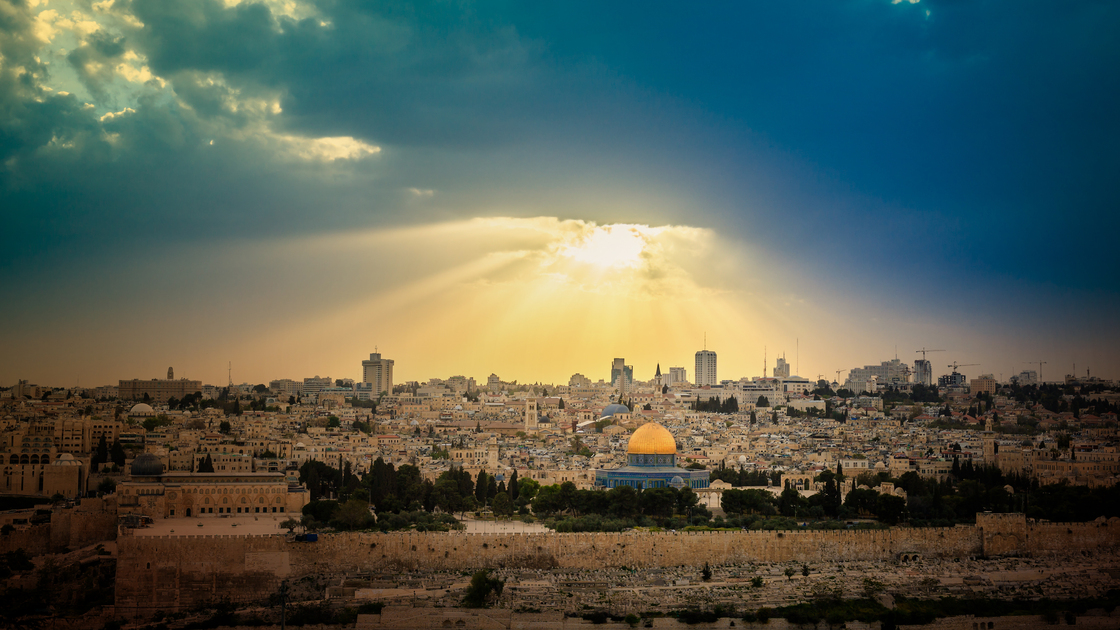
[115,514,1120,616]
[0,496,117,556]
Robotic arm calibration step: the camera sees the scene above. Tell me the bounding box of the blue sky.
[1,0,1118,386]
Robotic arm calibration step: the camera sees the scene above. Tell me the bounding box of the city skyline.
[2,2,1119,386]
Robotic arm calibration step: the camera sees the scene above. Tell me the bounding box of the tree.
[509,470,519,501]
[198,454,215,473]
[219,420,232,434]
[778,486,805,517]
[558,398,565,410]
[492,491,514,518]
[331,498,375,530]
[461,570,504,608]
[517,478,540,504]
[756,395,769,408]
[92,435,109,469]
[110,439,126,467]
[875,494,909,525]
[253,384,269,393]
[97,478,117,495]
[475,470,490,505]
[784,566,796,580]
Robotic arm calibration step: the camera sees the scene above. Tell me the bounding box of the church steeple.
[655,363,661,377]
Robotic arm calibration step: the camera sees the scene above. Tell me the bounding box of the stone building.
[1,423,86,497]
[116,454,308,518]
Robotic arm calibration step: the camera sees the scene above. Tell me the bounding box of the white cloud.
[278,135,381,162]
[408,187,435,197]
[98,106,135,121]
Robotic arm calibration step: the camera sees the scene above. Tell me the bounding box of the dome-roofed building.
[600,403,630,420]
[129,403,155,416]
[594,421,710,490]
[130,453,166,477]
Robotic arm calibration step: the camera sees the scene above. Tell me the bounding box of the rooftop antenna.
[228,361,232,387]
[796,338,799,376]
[764,346,767,378]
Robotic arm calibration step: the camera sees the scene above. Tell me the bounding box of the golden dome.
[626,422,677,455]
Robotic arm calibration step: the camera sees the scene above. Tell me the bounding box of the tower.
[361,352,395,396]
[167,367,174,380]
[695,350,717,386]
[610,358,633,397]
[525,398,538,433]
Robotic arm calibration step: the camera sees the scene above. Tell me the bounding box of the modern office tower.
[610,358,633,396]
[914,359,933,387]
[773,356,791,378]
[361,352,394,395]
[669,367,687,385]
[695,350,717,386]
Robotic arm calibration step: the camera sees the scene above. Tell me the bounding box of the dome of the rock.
[626,422,676,455]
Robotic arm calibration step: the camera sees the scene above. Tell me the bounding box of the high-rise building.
[773,356,791,378]
[669,367,687,385]
[361,352,394,396]
[695,350,717,386]
[611,358,634,396]
[914,360,933,387]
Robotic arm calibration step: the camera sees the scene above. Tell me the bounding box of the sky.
[1,0,1118,388]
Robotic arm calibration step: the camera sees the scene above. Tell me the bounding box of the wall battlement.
[115,514,1120,616]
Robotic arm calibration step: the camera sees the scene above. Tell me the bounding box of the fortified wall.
[115,514,1120,616]
[0,496,118,556]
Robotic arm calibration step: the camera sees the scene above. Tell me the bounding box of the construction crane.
[947,362,978,372]
[834,369,847,385]
[1024,361,1048,384]
[916,348,945,360]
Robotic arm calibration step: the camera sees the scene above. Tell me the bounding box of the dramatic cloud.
[1,0,1118,384]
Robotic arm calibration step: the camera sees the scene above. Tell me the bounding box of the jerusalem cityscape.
[2,1,1119,629]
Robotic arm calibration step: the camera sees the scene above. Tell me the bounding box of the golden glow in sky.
[3,216,980,387]
[557,224,652,270]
